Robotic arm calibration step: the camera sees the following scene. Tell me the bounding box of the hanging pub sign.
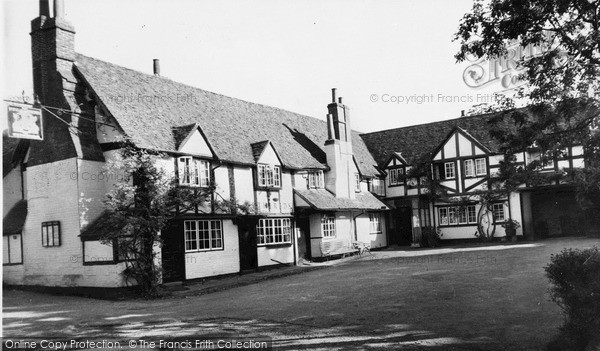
[6,102,43,140]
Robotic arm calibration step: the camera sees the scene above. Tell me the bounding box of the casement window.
[438,205,477,226]
[321,214,336,238]
[256,218,292,245]
[464,159,475,177]
[258,164,281,188]
[448,207,458,224]
[370,178,385,196]
[41,221,61,247]
[369,213,382,234]
[178,157,210,187]
[444,162,455,179]
[467,205,477,223]
[439,208,449,225]
[308,171,324,189]
[475,158,487,176]
[3,234,23,265]
[184,220,223,252]
[492,203,506,222]
[388,168,404,186]
[355,173,361,192]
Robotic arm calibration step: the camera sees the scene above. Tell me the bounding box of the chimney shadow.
[282,124,327,165]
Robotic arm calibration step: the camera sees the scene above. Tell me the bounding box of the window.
[388,168,404,186]
[355,173,361,192]
[439,208,449,225]
[184,220,223,252]
[467,205,477,223]
[492,203,506,222]
[438,205,477,226]
[448,207,457,224]
[321,214,336,238]
[256,218,292,245]
[475,158,486,176]
[369,213,382,234]
[308,171,324,189]
[370,178,385,196]
[258,164,281,188]
[444,162,455,179]
[178,157,210,187]
[41,221,61,247]
[458,207,468,224]
[464,159,475,177]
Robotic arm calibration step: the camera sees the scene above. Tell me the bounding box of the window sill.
[257,243,292,248]
[185,248,224,253]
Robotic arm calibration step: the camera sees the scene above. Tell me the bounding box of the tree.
[100,144,212,296]
[455,0,600,216]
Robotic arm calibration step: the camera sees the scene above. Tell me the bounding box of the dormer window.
[178,157,210,187]
[307,171,324,189]
[258,164,281,188]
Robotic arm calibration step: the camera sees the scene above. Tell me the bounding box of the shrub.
[501,219,520,238]
[420,226,441,248]
[545,247,600,351]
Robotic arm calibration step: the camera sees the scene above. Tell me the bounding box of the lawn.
[3,237,599,350]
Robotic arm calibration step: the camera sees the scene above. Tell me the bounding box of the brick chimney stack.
[28,0,80,166]
[324,88,355,199]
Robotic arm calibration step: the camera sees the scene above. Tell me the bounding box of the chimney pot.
[54,0,64,18]
[461,110,465,117]
[338,97,343,104]
[40,0,50,17]
[153,59,160,76]
[331,88,337,103]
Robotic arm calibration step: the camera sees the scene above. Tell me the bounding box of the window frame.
[178,156,211,187]
[475,158,487,176]
[388,167,404,186]
[257,163,281,188]
[184,220,224,253]
[492,202,507,223]
[308,171,324,189]
[355,173,361,192]
[369,213,382,234]
[256,218,292,246]
[41,221,61,247]
[438,205,478,226]
[444,162,455,179]
[464,159,475,177]
[321,214,336,238]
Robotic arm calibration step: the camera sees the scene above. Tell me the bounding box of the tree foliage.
[455,0,600,213]
[100,144,212,296]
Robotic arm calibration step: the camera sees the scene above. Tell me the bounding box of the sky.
[1,0,512,133]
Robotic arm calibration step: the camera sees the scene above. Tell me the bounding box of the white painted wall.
[184,219,239,279]
[179,129,213,157]
[257,245,294,266]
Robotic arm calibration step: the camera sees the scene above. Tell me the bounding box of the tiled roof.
[74,54,379,177]
[3,200,27,235]
[2,133,29,177]
[360,112,517,167]
[295,189,389,211]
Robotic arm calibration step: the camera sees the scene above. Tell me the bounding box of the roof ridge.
[74,52,338,128]
[359,109,511,136]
